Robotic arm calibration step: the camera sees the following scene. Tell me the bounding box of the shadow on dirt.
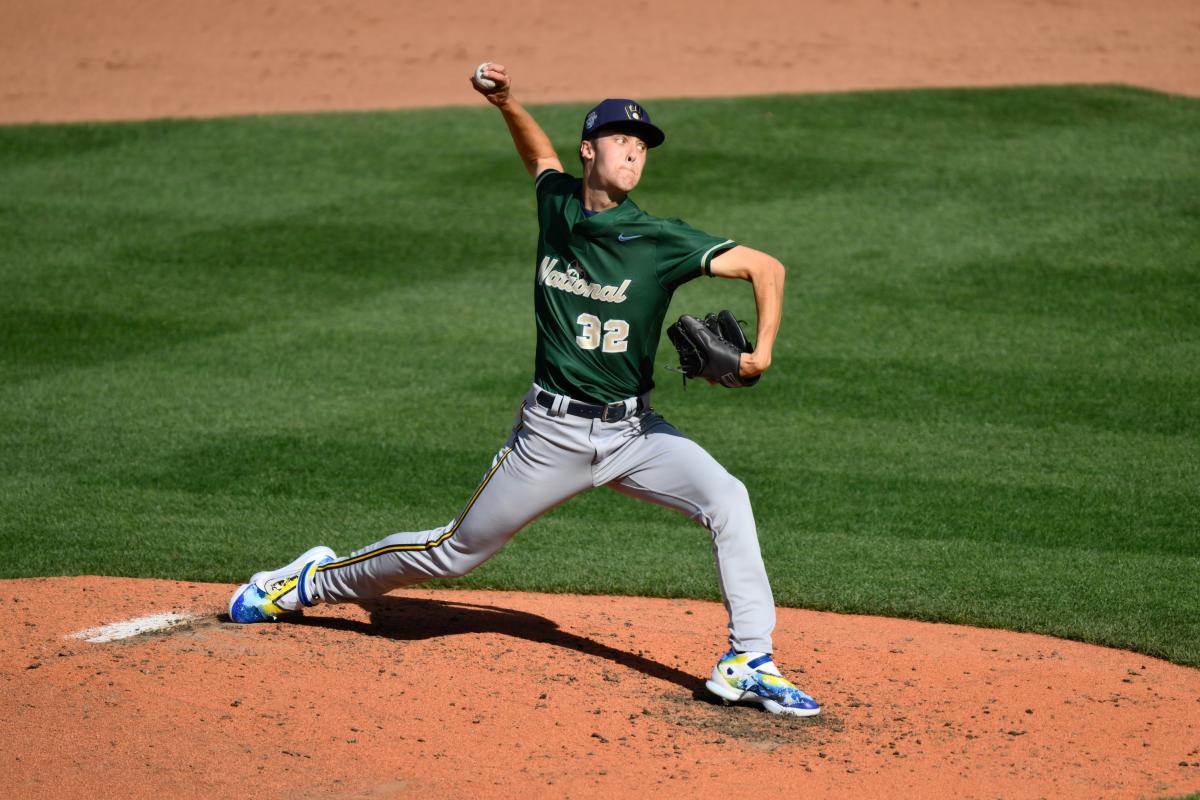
[288,594,702,693]
[229,596,834,742]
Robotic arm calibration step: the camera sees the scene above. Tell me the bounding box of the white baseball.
[473,62,496,90]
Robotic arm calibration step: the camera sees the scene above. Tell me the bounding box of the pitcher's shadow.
[290,594,710,698]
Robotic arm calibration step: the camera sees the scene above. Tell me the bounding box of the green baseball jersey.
[533,169,736,404]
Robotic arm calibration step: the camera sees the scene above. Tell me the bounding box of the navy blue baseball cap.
[581,99,665,148]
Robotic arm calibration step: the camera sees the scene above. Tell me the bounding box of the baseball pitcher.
[229,63,820,717]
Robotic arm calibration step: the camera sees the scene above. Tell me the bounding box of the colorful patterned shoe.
[705,649,821,716]
[228,545,336,623]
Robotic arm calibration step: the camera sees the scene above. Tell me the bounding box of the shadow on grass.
[285,594,709,697]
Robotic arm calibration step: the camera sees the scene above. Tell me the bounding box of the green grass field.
[2,85,1197,666]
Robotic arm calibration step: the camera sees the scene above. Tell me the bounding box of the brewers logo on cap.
[625,103,643,121]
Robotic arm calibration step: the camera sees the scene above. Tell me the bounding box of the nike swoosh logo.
[617,233,643,242]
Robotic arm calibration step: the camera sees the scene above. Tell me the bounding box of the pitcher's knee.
[427,547,489,579]
[434,533,515,578]
[704,474,754,533]
[438,559,481,579]
[728,476,751,507]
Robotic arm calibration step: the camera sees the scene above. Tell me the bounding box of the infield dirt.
[5,577,1200,799]
[1,0,1198,124]
[2,1,1199,798]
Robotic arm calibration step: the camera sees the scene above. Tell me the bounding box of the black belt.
[535,391,647,422]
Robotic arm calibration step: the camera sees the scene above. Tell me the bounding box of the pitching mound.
[3,577,1198,799]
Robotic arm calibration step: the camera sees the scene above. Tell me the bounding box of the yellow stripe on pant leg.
[315,446,515,570]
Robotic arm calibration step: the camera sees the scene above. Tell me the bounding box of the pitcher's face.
[582,130,648,194]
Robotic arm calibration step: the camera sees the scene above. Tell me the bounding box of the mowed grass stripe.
[1,86,1197,665]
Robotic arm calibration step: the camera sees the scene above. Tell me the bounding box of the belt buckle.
[600,403,621,423]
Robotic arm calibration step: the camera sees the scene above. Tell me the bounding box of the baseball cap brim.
[590,120,665,148]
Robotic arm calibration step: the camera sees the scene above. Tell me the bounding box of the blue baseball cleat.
[705,648,821,717]
[228,545,337,623]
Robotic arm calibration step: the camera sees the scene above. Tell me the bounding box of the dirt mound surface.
[3,577,1198,799]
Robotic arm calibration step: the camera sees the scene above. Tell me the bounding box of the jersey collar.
[574,193,641,232]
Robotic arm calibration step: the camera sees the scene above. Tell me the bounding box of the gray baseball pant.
[313,385,777,653]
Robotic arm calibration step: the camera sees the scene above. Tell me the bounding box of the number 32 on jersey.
[576,313,629,353]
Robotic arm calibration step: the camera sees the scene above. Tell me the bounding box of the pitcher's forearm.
[498,100,561,176]
[746,258,784,372]
[709,245,786,377]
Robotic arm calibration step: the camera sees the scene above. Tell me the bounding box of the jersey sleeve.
[535,169,580,226]
[655,218,736,290]
[535,168,576,201]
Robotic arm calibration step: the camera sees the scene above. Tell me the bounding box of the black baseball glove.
[667,310,760,388]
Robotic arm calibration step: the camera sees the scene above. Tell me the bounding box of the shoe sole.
[705,678,821,717]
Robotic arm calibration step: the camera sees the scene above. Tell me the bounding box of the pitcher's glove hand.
[667,310,760,388]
